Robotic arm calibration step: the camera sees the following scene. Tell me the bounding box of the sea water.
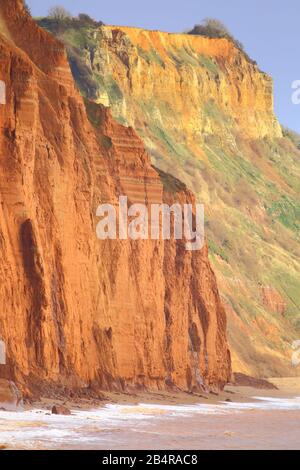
[0,396,300,450]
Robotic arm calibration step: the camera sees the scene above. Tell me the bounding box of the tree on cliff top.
[48,5,72,20]
[45,7,103,27]
[188,18,244,51]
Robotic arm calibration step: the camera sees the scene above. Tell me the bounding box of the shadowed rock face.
[0,0,231,395]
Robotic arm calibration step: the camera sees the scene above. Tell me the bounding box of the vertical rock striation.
[0,0,231,394]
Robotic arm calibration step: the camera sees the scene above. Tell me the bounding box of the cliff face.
[93,26,282,141]
[43,21,300,377]
[0,0,231,394]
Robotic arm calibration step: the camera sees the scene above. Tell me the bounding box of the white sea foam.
[0,396,300,449]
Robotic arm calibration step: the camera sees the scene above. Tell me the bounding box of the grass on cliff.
[166,46,221,78]
[168,46,199,67]
[37,17,106,103]
[267,196,300,232]
[137,46,165,67]
[37,15,103,35]
[199,55,220,76]
[197,119,300,336]
[95,74,124,104]
[40,18,124,106]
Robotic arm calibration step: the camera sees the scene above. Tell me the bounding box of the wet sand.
[0,377,299,450]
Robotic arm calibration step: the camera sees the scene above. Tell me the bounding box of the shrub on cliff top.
[188,18,258,65]
[188,18,244,51]
[77,13,104,28]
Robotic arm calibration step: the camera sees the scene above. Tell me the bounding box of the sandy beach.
[0,377,299,450]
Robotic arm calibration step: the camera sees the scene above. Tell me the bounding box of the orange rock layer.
[0,0,230,395]
[95,25,282,141]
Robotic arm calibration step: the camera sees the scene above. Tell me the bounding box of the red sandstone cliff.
[0,0,231,395]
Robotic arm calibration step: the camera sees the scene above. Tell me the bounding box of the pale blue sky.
[27,0,300,132]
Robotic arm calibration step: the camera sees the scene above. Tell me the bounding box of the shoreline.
[28,377,300,412]
[1,377,300,450]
